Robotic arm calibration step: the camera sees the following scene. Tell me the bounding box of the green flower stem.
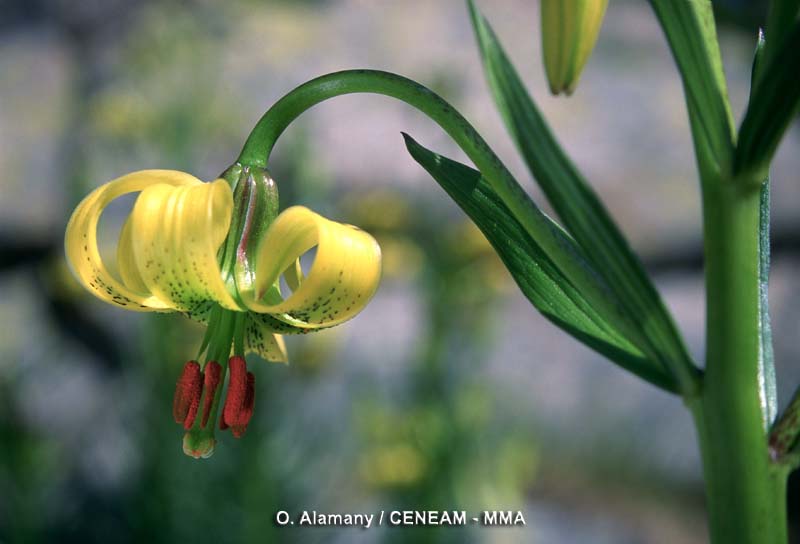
[238,69,697,394]
[692,180,788,543]
[195,304,221,359]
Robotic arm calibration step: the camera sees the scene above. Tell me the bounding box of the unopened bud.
[541,0,608,95]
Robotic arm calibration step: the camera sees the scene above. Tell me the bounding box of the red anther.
[200,361,222,429]
[231,371,256,439]
[183,380,203,429]
[173,361,202,425]
[221,356,256,437]
[222,356,247,429]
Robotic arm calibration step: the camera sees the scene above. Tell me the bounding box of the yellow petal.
[241,206,381,329]
[128,179,241,311]
[64,170,200,311]
[245,314,288,363]
[283,259,304,292]
[117,216,150,294]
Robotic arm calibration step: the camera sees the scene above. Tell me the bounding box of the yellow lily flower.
[541,0,608,95]
[64,166,381,457]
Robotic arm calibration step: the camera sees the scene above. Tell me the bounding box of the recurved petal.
[65,169,200,311]
[128,179,241,312]
[244,314,288,363]
[283,259,304,292]
[117,216,150,294]
[241,206,381,329]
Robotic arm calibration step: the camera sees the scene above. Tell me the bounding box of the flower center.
[174,307,254,459]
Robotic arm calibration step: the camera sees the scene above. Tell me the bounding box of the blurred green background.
[1,0,799,542]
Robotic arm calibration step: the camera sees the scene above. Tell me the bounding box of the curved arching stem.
[239,72,541,242]
[238,69,697,394]
[241,70,474,170]
[238,72,577,292]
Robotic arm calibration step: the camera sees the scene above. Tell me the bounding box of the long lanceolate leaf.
[749,34,778,428]
[646,0,735,179]
[736,21,800,183]
[468,2,699,394]
[404,134,677,393]
[758,181,777,427]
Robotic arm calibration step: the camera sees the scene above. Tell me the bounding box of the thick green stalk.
[650,0,788,537]
[694,179,787,543]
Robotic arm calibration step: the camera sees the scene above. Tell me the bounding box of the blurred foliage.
[346,192,536,544]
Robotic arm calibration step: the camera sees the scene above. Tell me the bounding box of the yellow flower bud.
[541,0,608,95]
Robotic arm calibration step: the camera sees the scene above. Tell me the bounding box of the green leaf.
[761,0,800,81]
[750,30,766,86]
[468,1,698,394]
[646,0,735,178]
[758,180,777,427]
[647,0,734,172]
[736,20,800,182]
[404,133,678,393]
[749,35,778,426]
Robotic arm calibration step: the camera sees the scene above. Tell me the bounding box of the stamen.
[232,372,256,439]
[221,356,256,437]
[221,356,247,429]
[173,361,202,425]
[200,361,222,428]
[183,383,202,430]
